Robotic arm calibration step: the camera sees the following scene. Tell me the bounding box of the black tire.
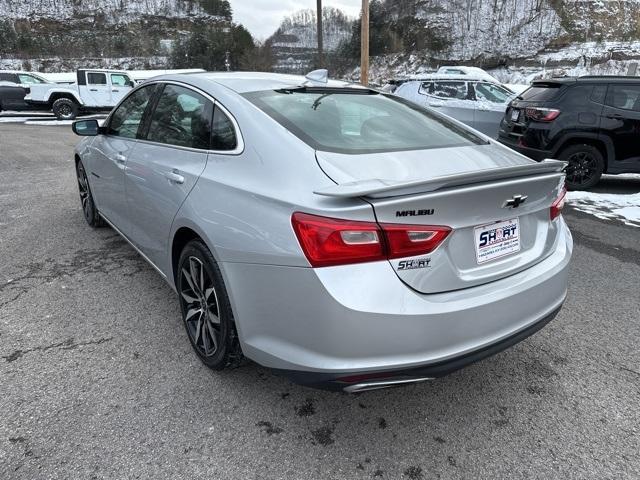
[559,144,605,190]
[52,97,79,120]
[177,240,243,370]
[75,159,105,228]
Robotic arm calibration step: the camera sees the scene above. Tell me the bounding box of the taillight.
[550,186,567,221]
[525,107,560,122]
[291,212,451,267]
[380,223,451,259]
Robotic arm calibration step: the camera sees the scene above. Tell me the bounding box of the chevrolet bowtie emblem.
[503,194,528,208]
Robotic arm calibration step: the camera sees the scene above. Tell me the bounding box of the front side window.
[243,89,484,154]
[106,85,155,139]
[18,74,45,84]
[431,81,468,100]
[87,73,107,85]
[146,84,213,149]
[605,85,640,112]
[111,74,131,87]
[474,82,512,103]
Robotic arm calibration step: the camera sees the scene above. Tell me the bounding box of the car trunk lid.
[315,144,566,293]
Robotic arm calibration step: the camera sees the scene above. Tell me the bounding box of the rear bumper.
[497,134,552,162]
[222,218,572,388]
[278,305,561,391]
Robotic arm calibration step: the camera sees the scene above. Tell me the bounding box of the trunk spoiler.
[314,159,566,199]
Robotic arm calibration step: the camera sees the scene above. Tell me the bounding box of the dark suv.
[498,76,640,189]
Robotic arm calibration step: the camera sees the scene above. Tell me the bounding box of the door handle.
[606,113,623,119]
[164,170,185,184]
[114,154,127,164]
[112,89,119,92]
[89,88,98,92]
[429,102,443,107]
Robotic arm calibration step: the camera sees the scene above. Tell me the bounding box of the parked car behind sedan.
[499,76,640,189]
[0,70,50,112]
[394,75,516,137]
[72,71,572,392]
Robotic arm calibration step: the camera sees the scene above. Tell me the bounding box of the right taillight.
[525,107,560,122]
[291,212,451,267]
[550,186,567,221]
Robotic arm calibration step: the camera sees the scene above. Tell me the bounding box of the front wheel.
[177,240,243,370]
[559,144,605,190]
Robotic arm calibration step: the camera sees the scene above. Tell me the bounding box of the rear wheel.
[52,97,79,120]
[177,240,243,370]
[76,159,104,228]
[559,144,604,190]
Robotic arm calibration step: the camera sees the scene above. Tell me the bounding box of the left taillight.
[525,107,560,122]
[550,186,567,221]
[291,212,451,267]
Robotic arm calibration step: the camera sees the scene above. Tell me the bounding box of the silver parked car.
[394,75,517,137]
[72,71,572,392]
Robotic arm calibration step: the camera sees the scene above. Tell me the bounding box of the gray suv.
[72,72,572,392]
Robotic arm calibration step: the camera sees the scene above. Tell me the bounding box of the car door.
[600,83,640,167]
[109,73,134,105]
[83,72,111,107]
[425,80,476,128]
[88,84,157,235]
[125,83,212,268]
[471,82,514,137]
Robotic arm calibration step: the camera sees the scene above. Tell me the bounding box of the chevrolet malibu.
[72,71,572,392]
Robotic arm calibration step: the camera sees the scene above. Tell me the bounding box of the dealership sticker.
[474,218,521,264]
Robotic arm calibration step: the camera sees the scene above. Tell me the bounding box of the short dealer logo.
[397,258,431,270]
[396,209,434,217]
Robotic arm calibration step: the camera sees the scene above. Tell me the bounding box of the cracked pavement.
[1,124,639,479]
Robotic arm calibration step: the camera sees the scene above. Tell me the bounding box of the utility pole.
[317,0,324,68]
[360,0,369,86]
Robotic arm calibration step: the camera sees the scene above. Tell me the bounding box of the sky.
[230,0,362,40]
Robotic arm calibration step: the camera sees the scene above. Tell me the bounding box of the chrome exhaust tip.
[343,376,434,393]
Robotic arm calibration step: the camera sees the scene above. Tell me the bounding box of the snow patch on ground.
[567,188,640,227]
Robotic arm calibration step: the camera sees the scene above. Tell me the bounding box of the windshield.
[243,89,485,154]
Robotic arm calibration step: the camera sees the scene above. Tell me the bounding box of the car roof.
[391,74,502,84]
[534,76,640,85]
[157,71,363,94]
[0,70,45,75]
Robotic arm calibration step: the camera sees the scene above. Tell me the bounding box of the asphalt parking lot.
[1,124,639,480]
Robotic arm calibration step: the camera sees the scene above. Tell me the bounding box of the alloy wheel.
[565,151,597,188]
[59,104,72,119]
[76,162,91,221]
[180,256,221,357]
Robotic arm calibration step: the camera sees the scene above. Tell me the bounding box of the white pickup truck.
[25,69,135,120]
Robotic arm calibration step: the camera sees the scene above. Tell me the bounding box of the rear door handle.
[606,113,623,119]
[164,170,185,184]
[89,88,98,92]
[112,89,119,92]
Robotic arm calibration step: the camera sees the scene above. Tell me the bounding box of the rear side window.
[146,84,213,150]
[107,85,155,139]
[432,81,467,99]
[0,73,18,83]
[211,107,237,150]
[243,89,485,154]
[474,82,512,103]
[605,85,640,112]
[519,84,562,102]
[87,73,107,85]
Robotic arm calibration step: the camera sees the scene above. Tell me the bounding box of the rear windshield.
[243,89,485,154]
[519,84,563,102]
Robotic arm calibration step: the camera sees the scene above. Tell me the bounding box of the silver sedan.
[72,71,572,392]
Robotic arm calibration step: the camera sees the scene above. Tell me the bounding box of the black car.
[0,71,49,112]
[498,76,640,189]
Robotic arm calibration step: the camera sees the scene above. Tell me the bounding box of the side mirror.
[72,119,100,136]
[127,80,135,88]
